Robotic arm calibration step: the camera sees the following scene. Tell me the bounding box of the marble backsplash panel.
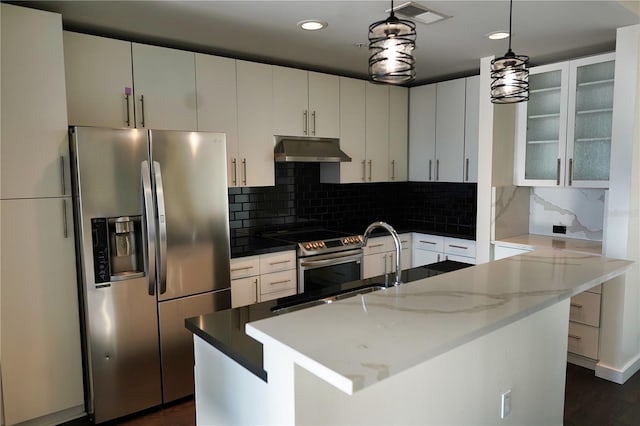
[529,188,605,241]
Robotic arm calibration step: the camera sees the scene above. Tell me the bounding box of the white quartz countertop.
[493,234,602,255]
[246,249,631,395]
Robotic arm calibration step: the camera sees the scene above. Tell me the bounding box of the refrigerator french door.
[70,127,231,423]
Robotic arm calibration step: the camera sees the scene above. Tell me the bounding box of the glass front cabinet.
[515,52,615,188]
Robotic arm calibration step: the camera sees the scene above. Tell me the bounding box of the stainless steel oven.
[298,248,363,293]
[263,229,364,293]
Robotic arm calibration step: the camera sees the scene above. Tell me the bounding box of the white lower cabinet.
[362,234,412,279]
[1,198,84,425]
[230,251,296,308]
[413,234,477,267]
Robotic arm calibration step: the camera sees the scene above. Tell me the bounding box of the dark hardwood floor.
[63,364,640,425]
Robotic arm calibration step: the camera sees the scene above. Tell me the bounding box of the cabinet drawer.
[260,269,297,296]
[568,321,599,359]
[230,255,260,279]
[363,236,394,255]
[413,233,444,252]
[569,292,601,327]
[444,237,476,258]
[259,287,297,303]
[231,276,258,308]
[259,251,296,274]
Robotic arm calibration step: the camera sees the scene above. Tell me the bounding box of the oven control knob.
[305,243,311,249]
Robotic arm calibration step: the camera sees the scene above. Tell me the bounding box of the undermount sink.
[271,285,387,315]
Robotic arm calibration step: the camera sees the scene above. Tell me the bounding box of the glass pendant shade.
[491,50,529,103]
[368,13,416,84]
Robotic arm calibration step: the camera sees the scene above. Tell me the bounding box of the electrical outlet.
[553,225,567,234]
[501,389,512,419]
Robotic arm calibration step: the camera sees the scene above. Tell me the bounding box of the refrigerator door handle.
[153,161,168,295]
[141,160,157,295]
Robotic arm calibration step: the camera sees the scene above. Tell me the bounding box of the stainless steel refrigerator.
[69,126,231,423]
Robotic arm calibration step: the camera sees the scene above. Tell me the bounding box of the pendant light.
[368,0,416,84]
[490,0,529,103]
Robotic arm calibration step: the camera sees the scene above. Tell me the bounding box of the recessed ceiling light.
[298,20,328,31]
[487,31,510,40]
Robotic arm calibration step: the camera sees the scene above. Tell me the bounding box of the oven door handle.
[300,253,363,268]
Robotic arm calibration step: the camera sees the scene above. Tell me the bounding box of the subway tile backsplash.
[228,163,477,239]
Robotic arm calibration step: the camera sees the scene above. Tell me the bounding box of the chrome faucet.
[362,221,402,287]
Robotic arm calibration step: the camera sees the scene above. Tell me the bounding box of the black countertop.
[185,260,472,382]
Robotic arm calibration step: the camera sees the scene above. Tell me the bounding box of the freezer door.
[150,130,231,301]
[158,289,231,402]
[70,127,162,422]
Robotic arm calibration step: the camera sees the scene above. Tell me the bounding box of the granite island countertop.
[493,234,602,255]
[245,249,631,395]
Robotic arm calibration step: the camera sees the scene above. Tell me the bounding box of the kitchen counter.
[189,250,631,425]
[185,260,472,381]
[493,234,602,255]
[230,235,296,258]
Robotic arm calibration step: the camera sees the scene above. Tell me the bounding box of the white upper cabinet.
[464,75,480,183]
[1,4,70,199]
[273,67,339,138]
[434,79,466,182]
[63,32,134,128]
[365,82,390,183]
[321,77,366,183]
[132,43,197,130]
[515,52,615,188]
[409,77,477,183]
[389,86,409,181]
[236,60,275,187]
[195,54,240,187]
[409,84,437,181]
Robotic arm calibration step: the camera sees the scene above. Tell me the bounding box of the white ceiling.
[18,0,640,85]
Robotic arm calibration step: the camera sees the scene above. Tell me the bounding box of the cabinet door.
[1,4,70,199]
[236,60,275,187]
[464,76,480,183]
[231,276,259,308]
[308,72,340,138]
[1,198,84,425]
[132,43,197,130]
[273,66,308,137]
[363,252,391,279]
[412,248,442,267]
[195,54,239,187]
[409,84,437,181]
[63,32,134,128]
[515,62,570,186]
[365,83,390,182]
[566,53,615,188]
[389,86,409,181]
[435,79,466,182]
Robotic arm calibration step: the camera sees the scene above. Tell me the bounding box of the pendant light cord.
[508,0,513,52]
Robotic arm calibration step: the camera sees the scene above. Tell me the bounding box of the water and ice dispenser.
[91,216,144,285]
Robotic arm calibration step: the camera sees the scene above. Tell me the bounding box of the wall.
[228,163,477,239]
[529,188,605,240]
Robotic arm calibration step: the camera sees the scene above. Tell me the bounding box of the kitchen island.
[187,250,631,425]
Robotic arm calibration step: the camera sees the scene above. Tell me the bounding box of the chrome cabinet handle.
[391,160,395,180]
[242,158,247,185]
[368,243,385,248]
[556,158,561,185]
[362,160,366,181]
[269,279,291,286]
[141,161,157,295]
[383,254,388,275]
[231,265,254,272]
[420,240,437,245]
[311,110,316,135]
[62,199,68,238]
[568,334,582,341]
[437,253,441,262]
[254,278,258,303]
[436,159,440,181]
[448,244,468,250]
[232,158,237,186]
[269,260,291,265]
[368,160,372,181]
[153,161,168,295]
[429,159,432,181]
[125,93,131,127]
[465,158,470,182]
[60,156,66,195]
[568,158,573,186]
[303,110,308,135]
[570,302,583,309]
[140,94,146,127]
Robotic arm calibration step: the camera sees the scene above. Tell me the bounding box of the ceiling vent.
[389,2,449,25]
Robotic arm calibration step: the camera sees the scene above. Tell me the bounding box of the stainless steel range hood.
[274,136,352,163]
